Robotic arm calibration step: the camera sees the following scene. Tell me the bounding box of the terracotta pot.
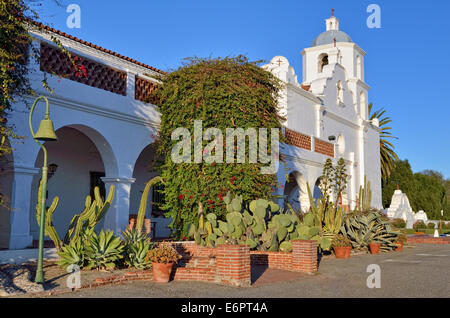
[345,246,352,258]
[395,241,403,252]
[152,262,174,283]
[369,243,381,254]
[334,246,347,259]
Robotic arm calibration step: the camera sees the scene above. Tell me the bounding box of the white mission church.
[0,14,381,250]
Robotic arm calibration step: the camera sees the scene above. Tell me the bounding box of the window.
[356,55,362,79]
[318,53,328,73]
[359,91,366,117]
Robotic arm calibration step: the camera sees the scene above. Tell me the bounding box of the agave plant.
[57,238,85,270]
[122,228,153,269]
[341,211,399,251]
[85,230,124,270]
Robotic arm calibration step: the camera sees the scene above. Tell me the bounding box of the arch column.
[9,165,40,249]
[101,177,135,235]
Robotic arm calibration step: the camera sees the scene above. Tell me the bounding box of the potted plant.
[145,241,181,283]
[332,234,352,259]
[395,233,407,251]
[368,240,381,254]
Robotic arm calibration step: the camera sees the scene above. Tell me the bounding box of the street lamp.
[28,96,57,284]
[440,210,444,234]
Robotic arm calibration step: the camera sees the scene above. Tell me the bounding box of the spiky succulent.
[85,230,124,270]
[57,238,85,270]
[341,211,400,252]
[122,228,153,269]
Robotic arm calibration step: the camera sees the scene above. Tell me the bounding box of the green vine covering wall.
[151,56,285,239]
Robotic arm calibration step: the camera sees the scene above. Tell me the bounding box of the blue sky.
[37,0,450,178]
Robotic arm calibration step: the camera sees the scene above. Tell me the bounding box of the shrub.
[391,218,406,229]
[413,220,426,231]
[152,56,284,239]
[146,241,181,264]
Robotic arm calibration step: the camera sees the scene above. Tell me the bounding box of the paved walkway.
[22,244,450,298]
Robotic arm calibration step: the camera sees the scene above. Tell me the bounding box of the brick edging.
[406,236,450,245]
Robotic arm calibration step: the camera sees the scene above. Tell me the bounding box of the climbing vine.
[151,56,285,238]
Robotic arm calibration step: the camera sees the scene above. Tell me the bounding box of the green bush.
[152,56,283,239]
[427,222,436,229]
[413,220,426,231]
[391,218,406,229]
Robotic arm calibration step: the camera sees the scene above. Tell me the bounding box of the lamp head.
[34,118,57,142]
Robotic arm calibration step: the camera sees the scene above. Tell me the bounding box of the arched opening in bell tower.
[318,53,329,73]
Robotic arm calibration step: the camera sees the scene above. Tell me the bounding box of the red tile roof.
[301,84,311,91]
[31,22,166,75]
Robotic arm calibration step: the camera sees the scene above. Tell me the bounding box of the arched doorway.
[0,139,14,248]
[283,171,309,213]
[129,143,170,239]
[29,126,115,242]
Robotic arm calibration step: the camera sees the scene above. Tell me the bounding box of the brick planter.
[215,244,251,287]
[42,240,320,296]
[250,251,293,271]
[292,240,318,273]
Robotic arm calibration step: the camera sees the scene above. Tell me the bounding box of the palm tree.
[368,103,399,180]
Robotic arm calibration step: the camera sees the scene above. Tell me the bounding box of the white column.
[126,71,135,99]
[101,177,135,235]
[358,123,366,187]
[9,165,40,249]
[314,104,321,138]
[349,152,356,210]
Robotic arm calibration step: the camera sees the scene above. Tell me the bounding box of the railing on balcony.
[285,128,312,151]
[135,76,159,104]
[40,42,127,96]
[314,137,335,158]
[284,128,334,158]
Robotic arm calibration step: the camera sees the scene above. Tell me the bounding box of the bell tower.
[301,12,369,119]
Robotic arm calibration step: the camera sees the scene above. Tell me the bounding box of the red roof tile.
[30,21,166,75]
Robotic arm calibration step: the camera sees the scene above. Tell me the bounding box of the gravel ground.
[15,244,450,298]
[0,261,141,296]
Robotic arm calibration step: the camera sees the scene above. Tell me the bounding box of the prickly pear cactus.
[188,193,298,252]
